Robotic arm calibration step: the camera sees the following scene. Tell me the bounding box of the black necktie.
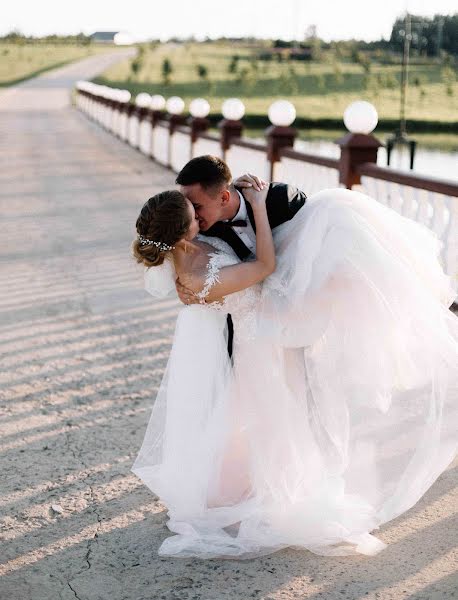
[228,219,247,227]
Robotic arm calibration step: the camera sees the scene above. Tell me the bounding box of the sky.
[1,0,457,42]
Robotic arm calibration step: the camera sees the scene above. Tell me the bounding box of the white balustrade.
[109,105,120,135]
[106,105,115,132]
[170,131,192,172]
[112,106,120,136]
[103,103,112,130]
[277,157,340,194]
[119,110,129,141]
[360,175,458,280]
[192,136,221,158]
[152,123,170,166]
[128,113,140,147]
[226,145,270,182]
[138,118,153,155]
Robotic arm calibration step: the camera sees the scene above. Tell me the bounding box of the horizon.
[1,0,457,44]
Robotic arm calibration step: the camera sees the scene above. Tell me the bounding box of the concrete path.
[0,54,456,600]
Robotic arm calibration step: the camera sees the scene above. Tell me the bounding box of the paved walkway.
[0,55,456,600]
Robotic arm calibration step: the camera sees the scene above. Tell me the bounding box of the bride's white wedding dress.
[131,187,458,559]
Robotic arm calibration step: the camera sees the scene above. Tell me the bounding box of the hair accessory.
[138,235,175,251]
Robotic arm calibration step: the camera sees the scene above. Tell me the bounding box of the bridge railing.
[74,82,458,289]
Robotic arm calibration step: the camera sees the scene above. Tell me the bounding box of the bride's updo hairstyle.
[132,190,192,268]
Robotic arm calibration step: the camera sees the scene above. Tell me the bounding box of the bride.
[130,185,458,559]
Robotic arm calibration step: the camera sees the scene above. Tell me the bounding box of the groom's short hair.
[176,155,232,191]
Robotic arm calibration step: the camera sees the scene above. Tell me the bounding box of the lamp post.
[149,95,166,125]
[218,98,245,157]
[336,101,383,189]
[117,90,132,140]
[131,93,151,148]
[386,12,417,170]
[188,98,211,142]
[165,96,186,167]
[147,95,166,159]
[266,100,297,180]
[166,96,186,133]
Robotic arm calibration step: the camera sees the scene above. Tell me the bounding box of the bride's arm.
[187,188,275,303]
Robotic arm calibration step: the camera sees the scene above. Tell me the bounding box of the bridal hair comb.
[137,235,175,251]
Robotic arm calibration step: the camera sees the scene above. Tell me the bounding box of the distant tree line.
[0,30,91,45]
[1,13,457,56]
[270,14,457,57]
[389,14,457,56]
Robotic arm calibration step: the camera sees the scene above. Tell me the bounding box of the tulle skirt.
[131,188,458,559]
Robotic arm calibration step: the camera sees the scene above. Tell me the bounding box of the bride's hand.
[243,185,268,209]
[233,173,268,192]
[176,278,200,305]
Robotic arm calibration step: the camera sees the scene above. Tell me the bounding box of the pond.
[245,129,458,183]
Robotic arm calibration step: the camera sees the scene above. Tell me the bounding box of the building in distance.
[90,31,133,45]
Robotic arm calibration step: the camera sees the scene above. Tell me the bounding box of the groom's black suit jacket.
[200,182,307,356]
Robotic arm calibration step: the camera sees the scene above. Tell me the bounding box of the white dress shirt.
[226,190,256,256]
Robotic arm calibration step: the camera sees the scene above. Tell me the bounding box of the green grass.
[243,128,458,152]
[0,43,118,87]
[93,42,458,124]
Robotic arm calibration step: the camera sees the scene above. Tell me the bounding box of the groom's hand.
[233,173,268,192]
[176,278,200,305]
[243,185,269,208]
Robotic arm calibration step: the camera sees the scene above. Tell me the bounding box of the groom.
[175,154,308,354]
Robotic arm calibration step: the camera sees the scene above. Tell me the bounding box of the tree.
[162,58,172,85]
[442,66,456,96]
[330,59,344,86]
[228,55,239,74]
[236,66,256,93]
[130,58,143,79]
[196,64,208,81]
[389,14,458,57]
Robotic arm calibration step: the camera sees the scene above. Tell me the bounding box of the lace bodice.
[197,236,260,342]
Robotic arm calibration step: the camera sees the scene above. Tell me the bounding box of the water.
[244,129,458,183]
[293,138,458,183]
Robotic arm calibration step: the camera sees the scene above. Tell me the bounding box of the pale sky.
[1,0,456,42]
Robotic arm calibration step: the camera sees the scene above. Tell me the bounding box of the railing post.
[112,90,131,138]
[218,99,245,160]
[188,98,211,158]
[136,106,149,150]
[336,101,382,189]
[107,99,117,133]
[266,101,297,180]
[151,109,165,128]
[335,133,383,189]
[168,114,187,168]
[166,97,186,168]
[103,97,112,129]
[124,103,136,142]
[141,96,165,160]
[189,117,209,142]
[266,125,296,181]
[148,109,165,159]
[117,101,127,138]
[189,117,210,154]
[168,114,187,135]
[218,119,243,160]
[131,94,152,149]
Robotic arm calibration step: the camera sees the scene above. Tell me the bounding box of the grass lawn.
[0,43,118,87]
[93,42,458,124]
[242,128,458,152]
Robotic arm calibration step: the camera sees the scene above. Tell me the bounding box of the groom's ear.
[220,189,231,206]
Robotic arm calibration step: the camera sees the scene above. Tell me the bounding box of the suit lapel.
[202,222,252,260]
[239,184,278,231]
[245,197,256,232]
